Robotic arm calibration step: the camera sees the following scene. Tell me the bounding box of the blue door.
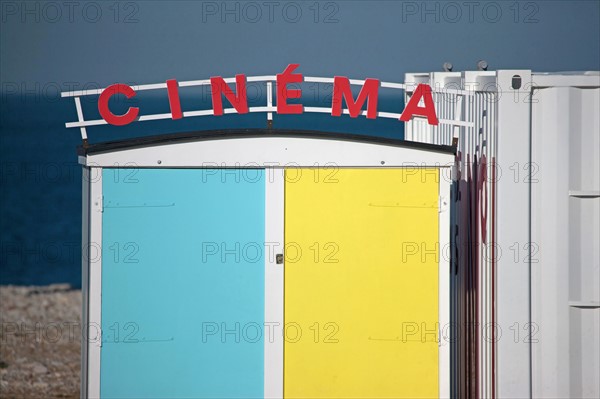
[101,168,265,398]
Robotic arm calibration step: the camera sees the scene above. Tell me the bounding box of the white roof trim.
[83,136,455,168]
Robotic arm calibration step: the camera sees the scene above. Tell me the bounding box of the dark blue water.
[0,87,404,287]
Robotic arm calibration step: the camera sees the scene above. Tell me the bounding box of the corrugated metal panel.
[531,85,600,399]
[404,71,500,399]
[403,70,599,399]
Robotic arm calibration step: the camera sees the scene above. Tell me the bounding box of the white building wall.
[531,84,600,399]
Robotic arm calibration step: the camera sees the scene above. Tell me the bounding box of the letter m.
[331,76,379,119]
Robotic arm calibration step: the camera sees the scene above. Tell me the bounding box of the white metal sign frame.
[63,75,475,142]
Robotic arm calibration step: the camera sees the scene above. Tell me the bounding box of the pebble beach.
[0,285,81,398]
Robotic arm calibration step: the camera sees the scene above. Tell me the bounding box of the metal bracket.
[94,196,103,213]
[439,196,449,213]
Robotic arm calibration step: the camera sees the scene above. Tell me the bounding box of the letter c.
[98,84,139,126]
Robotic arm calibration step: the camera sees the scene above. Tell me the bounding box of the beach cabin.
[64,68,599,399]
[77,130,453,399]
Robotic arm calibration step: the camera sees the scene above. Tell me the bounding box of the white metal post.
[495,70,533,399]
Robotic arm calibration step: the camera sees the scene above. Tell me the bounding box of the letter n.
[211,74,249,116]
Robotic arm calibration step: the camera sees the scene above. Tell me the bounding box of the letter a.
[400,84,438,125]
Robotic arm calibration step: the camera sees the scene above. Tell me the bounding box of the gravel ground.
[0,285,81,398]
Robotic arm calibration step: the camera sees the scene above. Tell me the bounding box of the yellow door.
[284,168,440,398]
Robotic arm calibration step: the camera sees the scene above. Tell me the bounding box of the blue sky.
[2,0,599,88]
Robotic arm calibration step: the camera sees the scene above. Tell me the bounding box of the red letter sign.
[277,64,303,114]
[210,74,249,116]
[332,77,379,119]
[98,84,139,126]
[400,84,438,125]
[166,79,183,120]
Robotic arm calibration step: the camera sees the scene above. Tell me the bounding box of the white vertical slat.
[267,82,273,122]
[264,169,284,398]
[439,174,452,399]
[74,97,88,140]
[80,168,90,399]
[87,168,102,399]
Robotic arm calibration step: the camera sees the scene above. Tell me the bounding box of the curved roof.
[78,129,455,156]
[79,129,456,168]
